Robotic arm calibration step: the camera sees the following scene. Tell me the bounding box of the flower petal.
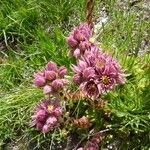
[43,85,52,95]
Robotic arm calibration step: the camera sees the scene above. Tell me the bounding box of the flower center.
[95,59,105,69]
[48,105,54,111]
[87,82,98,95]
[89,37,95,44]
[101,75,110,85]
[90,84,97,92]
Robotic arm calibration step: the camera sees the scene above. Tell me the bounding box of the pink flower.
[34,109,46,120]
[58,66,67,78]
[33,72,46,87]
[45,70,56,81]
[95,58,125,93]
[116,73,126,84]
[80,79,100,98]
[67,35,78,48]
[74,30,86,42]
[31,100,62,133]
[51,79,64,91]
[33,61,68,95]
[53,107,62,117]
[77,23,92,39]
[73,74,82,84]
[42,115,58,133]
[73,48,81,58]
[46,61,57,71]
[46,116,57,126]
[79,41,91,51]
[43,85,52,95]
[77,148,84,150]
[78,60,88,70]
[42,124,50,133]
[72,49,125,97]
[67,23,92,58]
[82,67,95,80]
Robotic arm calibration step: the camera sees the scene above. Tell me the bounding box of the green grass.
[0,0,86,91]
[0,0,150,149]
[97,0,150,56]
[0,88,42,145]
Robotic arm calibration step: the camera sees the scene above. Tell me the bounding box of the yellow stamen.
[89,37,95,44]
[96,60,105,69]
[101,76,110,85]
[48,105,54,111]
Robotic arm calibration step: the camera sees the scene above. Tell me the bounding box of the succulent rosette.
[33,61,68,95]
[72,48,125,98]
[67,23,93,58]
[31,99,62,133]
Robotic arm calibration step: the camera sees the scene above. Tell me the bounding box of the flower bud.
[74,30,85,41]
[67,36,78,48]
[46,116,57,126]
[78,60,87,70]
[43,85,52,94]
[34,110,47,122]
[79,41,90,51]
[53,107,62,117]
[51,79,64,91]
[73,48,81,58]
[46,61,57,71]
[45,70,57,81]
[82,67,95,79]
[77,148,84,150]
[33,75,46,87]
[42,124,50,133]
[58,66,67,78]
[73,74,82,84]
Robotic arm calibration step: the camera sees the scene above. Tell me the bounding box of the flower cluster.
[67,23,92,58]
[33,61,67,95]
[72,47,125,98]
[31,22,126,147]
[31,100,62,133]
